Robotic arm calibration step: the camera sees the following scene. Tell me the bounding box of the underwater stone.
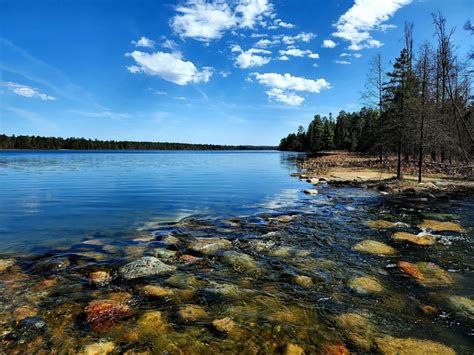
[367,220,396,229]
[137,310,167,333]
[222,251,259,272]
[178,305,208,322]
[85,300,133,333]
[352,240,397,256]
[119,256,176,280]
[139,284,174,297]
[320,344,350,355]
[0,258,16,272]
[153,248,177,258]
[188,237,232,255]
[13,305,38,321]
[417,219,466,233]
[83,341,115,355]
[268,215,295,223]
[392,232,436,246]
[7,317,47,342]
[284,343,305,355]
[348,276,384,295]
[375,336,455,355]
[336,312,376,351]
[179,254,201,264]
[303,189,318,195]
[212,317,237,333]
[294,275,313,288]
[447,295,474,319]
[89,271,112,287]
[398,261,453,287]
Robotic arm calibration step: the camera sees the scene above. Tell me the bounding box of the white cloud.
[340,52,362,58]
[250,72,330,106]
[278,55,289,61]
[254,38,276,48]
[335,60,351,65]
[132,36,156,48]
[1,82,56,100]
[162,38,178,50]
[126,50,213,85]
[332,0,412,50]
[231,45,271,68]
[267,18,295,29]
[171,0,277,41]
[280,32,316,45]
[322,39,337,48]
[279,48,319,59]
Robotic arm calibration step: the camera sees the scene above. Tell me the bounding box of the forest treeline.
[279,14,473,181]
[0,135,275,151]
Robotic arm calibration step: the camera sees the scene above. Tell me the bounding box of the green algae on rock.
[446,295,474,319]
[352,240,397,255]
[348,276,384,295]
[222,251,260,272]
[375,335,455,355]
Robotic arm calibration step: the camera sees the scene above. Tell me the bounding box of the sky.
[0,0,472,145]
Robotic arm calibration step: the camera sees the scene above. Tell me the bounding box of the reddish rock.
[179,254,201,264]
[398,261,424,280]
[85,300,132,333]
[320,344,350,355]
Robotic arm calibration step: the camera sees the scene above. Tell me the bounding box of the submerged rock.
[212,317,237,333]
[13,305,38,321]
[0,258,16,272]
[336,312,375,351]
[119,256,176,280]
[83,341,115,355]
[270,246,310,258]
[153,248,177,258]
[320,344,350,355]
[398,261,453,287]
[284,343,305,355]
[294,275,313,288]
[222,251,260,272]
[89,271,112,286]
[85,300,133,333]
[137,310,167,333]
[392,232,436,246]
[418,219,466,233]
[348,276,384,295]
[303,189,318,196]
[205,281,244,298]
[188,237,232,255]
[352,240,397,255]
[269,215,295,223]
[7,317,47,342]
[179,254,201,264]
[375,335,455,355]
[447,295,474,319]
[178,305,208,322]
[367,220,396,229]
[165,273,200,288]
[139,284,174,297]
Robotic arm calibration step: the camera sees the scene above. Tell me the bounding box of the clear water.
[0,150,307,253]
[0,150,472,353]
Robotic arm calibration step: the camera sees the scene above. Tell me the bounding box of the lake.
[0,150,472,353]
[0,150,307,253]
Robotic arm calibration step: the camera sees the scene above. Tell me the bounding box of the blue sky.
[0,0,472,145]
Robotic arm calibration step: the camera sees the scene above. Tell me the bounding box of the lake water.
[0,150,473,353]
[0,150,307,253]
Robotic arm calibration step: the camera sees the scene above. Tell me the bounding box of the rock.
[140,285,173,297]
[7,317,47,342]
[418,219,466,233]
[165,273,200,288]
[33,278,58,291]
[83,341,115,355]
[107,291,132,303]
[178,305,208,322]
[336,312,375,351]
[212,317,237,333]
[447,295,474,319]
[205,282,243,298]
[162,235,180,244]
[102,244,119,254]
[13,305,38,321]
[307,178,320,184]
[348,276,384,295]
[0,258,16,272]
[85,300,132,333]
[352,240,397,255]
[247,240,276,252]
[392,232,436,246]
[320,344,350,355]
[132,234,155,242]
[294,275,313,288]
[124,245,148,257]
[74,252,109,260]
[153,248,176,258]
[179,254,201,264]
[82,239,106,246]
[269,215,295,223]
[284,343,305,355]
[188,237,232,255]
[222,251,259,272]
[119,256,176,280]
[270,246,310,258]
[375,335,455,355]
[137,310,167,333]
[303,189,318,195]
[367,220,396,229]
[398,261,453,287]
[420,304,437,314]
[89,271,112,287]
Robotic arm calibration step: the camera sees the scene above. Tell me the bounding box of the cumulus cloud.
[171,0,277,41]
[279,32,316,45]
[335,60,351,65]
[279,48,319,59]
[267,18,295,29]
[231,45,271,68]
[322,39,337,48]
[254,38,276,48]
[340,52,362,58]
[132,36,156,48]
[1,82,56,100]
[250,72,330,106]
[126,50,213,85]
[332,0,412,50]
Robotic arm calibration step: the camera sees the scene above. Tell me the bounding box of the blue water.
[0,150,307,253]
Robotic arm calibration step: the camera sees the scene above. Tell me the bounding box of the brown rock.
[418,219,465,233]
[294,275,313,288]
[140,285,173,297]
[320,344,350,355]
[392,232,436,246]
[284,343,305,355]
[83,341,115,355]
[89,271,112,286]
[13,305,38,321]
[348,276,384,295]
[375,335,455,355]
[352,240,397,255]
[179,254,201,264]
[137,310,167,333]
[212,317,237,333]
[85,300,133,333]
[178,305,208,322]
[0,258,16,272]
[398,261,453,287]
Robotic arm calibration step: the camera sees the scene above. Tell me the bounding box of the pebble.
[85,300,133,333]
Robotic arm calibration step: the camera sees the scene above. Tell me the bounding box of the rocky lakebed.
[0,177,473,354]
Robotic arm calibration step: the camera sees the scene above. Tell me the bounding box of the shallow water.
[0,151,473,353]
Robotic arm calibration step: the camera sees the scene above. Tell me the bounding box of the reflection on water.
[0,151,472,353]
[0,150,306,253]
